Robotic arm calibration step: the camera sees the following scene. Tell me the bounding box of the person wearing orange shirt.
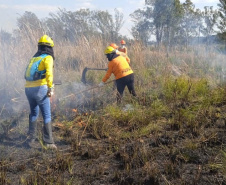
[99,46,136,103]
[118,40,127,55]
[109,43,130,64]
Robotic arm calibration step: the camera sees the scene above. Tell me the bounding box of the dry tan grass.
[1,32,226,184]
[0,31,225,118]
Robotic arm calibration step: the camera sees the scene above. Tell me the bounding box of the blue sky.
[0,0,219,37]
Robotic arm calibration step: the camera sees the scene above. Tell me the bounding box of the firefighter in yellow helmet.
[24,34,57,149]
[99,46,136,103]
[118,40,127,55]
[110,43,130,64]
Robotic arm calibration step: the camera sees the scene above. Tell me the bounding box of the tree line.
[131,0,226,48]
[0,8,124,45]
[1,0,226,49]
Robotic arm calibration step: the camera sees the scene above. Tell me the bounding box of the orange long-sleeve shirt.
[102,55,133,83]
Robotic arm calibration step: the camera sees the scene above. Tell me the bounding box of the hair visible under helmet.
[104,46,119,61]
[34,35,55,59]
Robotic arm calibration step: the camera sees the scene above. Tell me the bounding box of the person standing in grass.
[110,43,130,65]
[24,35,57,149]
[118,40,127,55]
[99,46,136,103]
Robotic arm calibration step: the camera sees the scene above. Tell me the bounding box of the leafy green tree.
[17,11,42,31]
[178,0,202,47]
[43,8,124,42]
[131,0,183,47]
[44,8,96,42]
[0,29,12,44]
[16,11,43,44]
[130,8,152,44]
[201,6,219,46]
[114,9,124,38]
[162,0,183,47]
[92,9,124,41]
[217,0,226,49]
[43,9,66,41]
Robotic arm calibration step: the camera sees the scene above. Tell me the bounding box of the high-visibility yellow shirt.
[25,55,54,88]
[102,55,133,83]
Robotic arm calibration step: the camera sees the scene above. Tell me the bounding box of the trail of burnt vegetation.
[1,2,226,183]
[1,75,226,185]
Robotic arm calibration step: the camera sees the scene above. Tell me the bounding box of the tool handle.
[86,68,108,71]
[86,67,108,71]
[54,82,62,85]
[53,80,62,85]
[59,80,115,101]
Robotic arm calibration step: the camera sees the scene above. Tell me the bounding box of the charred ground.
[1,74,226,185]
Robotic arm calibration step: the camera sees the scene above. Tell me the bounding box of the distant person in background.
[99,46,136,103]
[118,40,127,55]
[110,43,130,65]
[24,35,57,149]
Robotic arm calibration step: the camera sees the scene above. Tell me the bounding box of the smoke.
[55,81,99,110]
[0,54,105,126]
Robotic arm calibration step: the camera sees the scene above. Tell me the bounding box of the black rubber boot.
[28,120,37,141]
[43,122,54,144]
[27,120,39,148]
[43,122,57,149]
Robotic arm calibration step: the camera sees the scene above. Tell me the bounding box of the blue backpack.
[25,54,48,81]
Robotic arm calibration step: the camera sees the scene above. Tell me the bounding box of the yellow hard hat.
[38,35,54,47]
[104,46,115,55]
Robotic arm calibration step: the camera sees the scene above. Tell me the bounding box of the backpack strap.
[25,54,49,81]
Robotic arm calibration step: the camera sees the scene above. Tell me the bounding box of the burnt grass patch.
[1,77,226,184]
[1,120,226,185]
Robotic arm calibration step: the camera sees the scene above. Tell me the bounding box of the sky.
[0,0,219,37]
